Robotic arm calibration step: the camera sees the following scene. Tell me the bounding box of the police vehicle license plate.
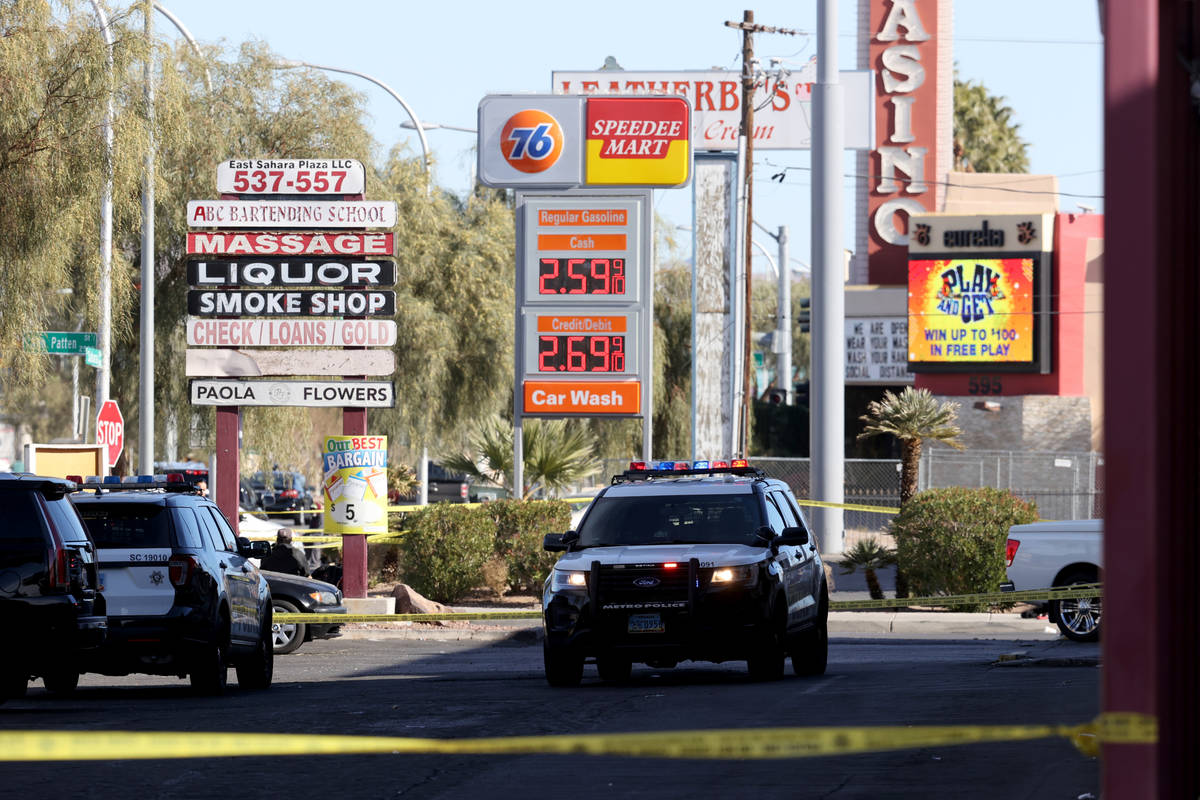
[627,613,664,634]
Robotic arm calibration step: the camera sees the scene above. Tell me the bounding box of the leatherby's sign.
[584,97,690,186]
[186,232,394,257]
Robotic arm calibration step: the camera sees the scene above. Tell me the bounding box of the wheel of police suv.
[41,667,79,695]
[747,604,787,681]
[791,586,829,677]
[235,610,274,690]
[190,613,230,696]
[543,641,583,687]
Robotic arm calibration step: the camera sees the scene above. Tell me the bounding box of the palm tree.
[858,388,964,599]
[953,77,1030,174]
[443,416,598,499]
[858,387,965,506]
[839,539,896,601]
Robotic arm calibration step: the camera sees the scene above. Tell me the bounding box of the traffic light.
[797,297,811,333]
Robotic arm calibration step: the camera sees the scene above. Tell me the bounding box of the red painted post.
[215,405,239,534]
[1104,1,1200,795]
[341,407,368,598]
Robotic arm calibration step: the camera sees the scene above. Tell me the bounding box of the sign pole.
[341,406,368,599]
[215,406,239,531]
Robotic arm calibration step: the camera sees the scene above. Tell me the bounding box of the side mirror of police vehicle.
[239,538,270,558]
[754,526,775,548]
[543,530,579,552]
[776,526,810,547]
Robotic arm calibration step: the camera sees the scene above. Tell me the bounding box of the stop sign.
[96,400,124,468]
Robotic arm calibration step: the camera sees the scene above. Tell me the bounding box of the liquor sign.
[186,318,397,348]
[186,232,394,257]
[322,435,388,535]
[185,349,396,377]
[187,260,396,287]
[190,379,396,408]
[477,94,691,189]
[217,158,365,195]
[553,68,875,151]
[186,200,397,229]
[187,289,395,316]
[515,192,652,418]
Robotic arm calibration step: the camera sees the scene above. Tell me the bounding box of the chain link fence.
[582,451,1105,536]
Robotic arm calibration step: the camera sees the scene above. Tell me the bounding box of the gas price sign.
[521,197,641,305]
[514,190,650,419]
[523,310,638,376]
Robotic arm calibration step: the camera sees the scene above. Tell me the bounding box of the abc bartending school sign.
[186,157,397,407]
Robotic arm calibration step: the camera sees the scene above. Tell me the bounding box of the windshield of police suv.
[576,494,764,548]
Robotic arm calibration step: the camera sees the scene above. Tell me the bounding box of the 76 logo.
[500,109,564,173]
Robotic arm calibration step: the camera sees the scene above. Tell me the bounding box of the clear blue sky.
[162,0,1103,271]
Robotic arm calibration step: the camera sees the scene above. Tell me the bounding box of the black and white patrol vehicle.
[72,476,274,694]
[542,460,828,686]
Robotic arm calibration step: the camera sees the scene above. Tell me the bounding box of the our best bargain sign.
[322,435,388,535]
[477,94,690,189]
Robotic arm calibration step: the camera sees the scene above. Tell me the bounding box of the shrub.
[398,504,495,602]
[889,487,1038,611]
[484,499,572,594]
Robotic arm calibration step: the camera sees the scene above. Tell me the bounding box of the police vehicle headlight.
[550,570,588,591]
[308,590,338,605]
[711,565,756,584]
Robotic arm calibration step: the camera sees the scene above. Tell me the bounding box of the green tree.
[857,387,965,506]
[953,77,1030,173]
[839,538,896,601]
[443,415,598,499]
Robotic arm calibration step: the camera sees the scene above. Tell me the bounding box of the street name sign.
[217,158,365,195]
[186,232,394,257]
[28,331,98,356]
[185,318,397,348]
[190,379,395,408]
[84,346,102,368]
[185,349,395,377]
[186,200,397,229]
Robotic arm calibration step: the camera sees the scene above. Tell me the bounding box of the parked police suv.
[72,475,274,694]
[542,460,828,686]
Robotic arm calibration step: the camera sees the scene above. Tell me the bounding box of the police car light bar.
[81,474,200,493]
[614,459,764,482]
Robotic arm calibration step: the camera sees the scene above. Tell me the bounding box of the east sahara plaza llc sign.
[190,379,395,408]
[322,435,388,534]
[216,158,365,195]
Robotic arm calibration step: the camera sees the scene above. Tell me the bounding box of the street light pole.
[277,59,431,180]
[87,1,114,414]
[138,0,155,475]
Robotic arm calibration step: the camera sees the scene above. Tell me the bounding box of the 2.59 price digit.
[537,258,627,296]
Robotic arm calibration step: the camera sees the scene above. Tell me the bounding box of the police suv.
[72,476,274,694]
[542,461,828,687]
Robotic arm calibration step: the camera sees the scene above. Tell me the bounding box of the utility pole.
[724,11,799,455]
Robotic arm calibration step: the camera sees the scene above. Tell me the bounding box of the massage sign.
[477,94,689,420]
[185,158,397,407]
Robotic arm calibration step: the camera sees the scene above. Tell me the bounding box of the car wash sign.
[477,94,690,189]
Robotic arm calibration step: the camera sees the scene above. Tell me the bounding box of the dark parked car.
[255,470,316,525]
[73,477,274,695]
[261,571,346,654]
[0,473,106,702]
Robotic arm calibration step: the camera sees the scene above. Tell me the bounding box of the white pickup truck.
[1001,519,1102,642]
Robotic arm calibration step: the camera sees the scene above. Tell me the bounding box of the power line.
[759,161,1105,199]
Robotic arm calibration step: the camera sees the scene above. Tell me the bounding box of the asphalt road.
[0,632,1099,799]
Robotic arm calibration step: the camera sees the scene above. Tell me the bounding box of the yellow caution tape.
[796,499,900,514]
[276,585,1100,625]
[829,584,1102,611]
[275,610,542,624]
[0,713,1154,762]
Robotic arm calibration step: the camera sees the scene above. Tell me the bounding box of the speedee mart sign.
[553,68,874,151]
[477,94,690,189]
